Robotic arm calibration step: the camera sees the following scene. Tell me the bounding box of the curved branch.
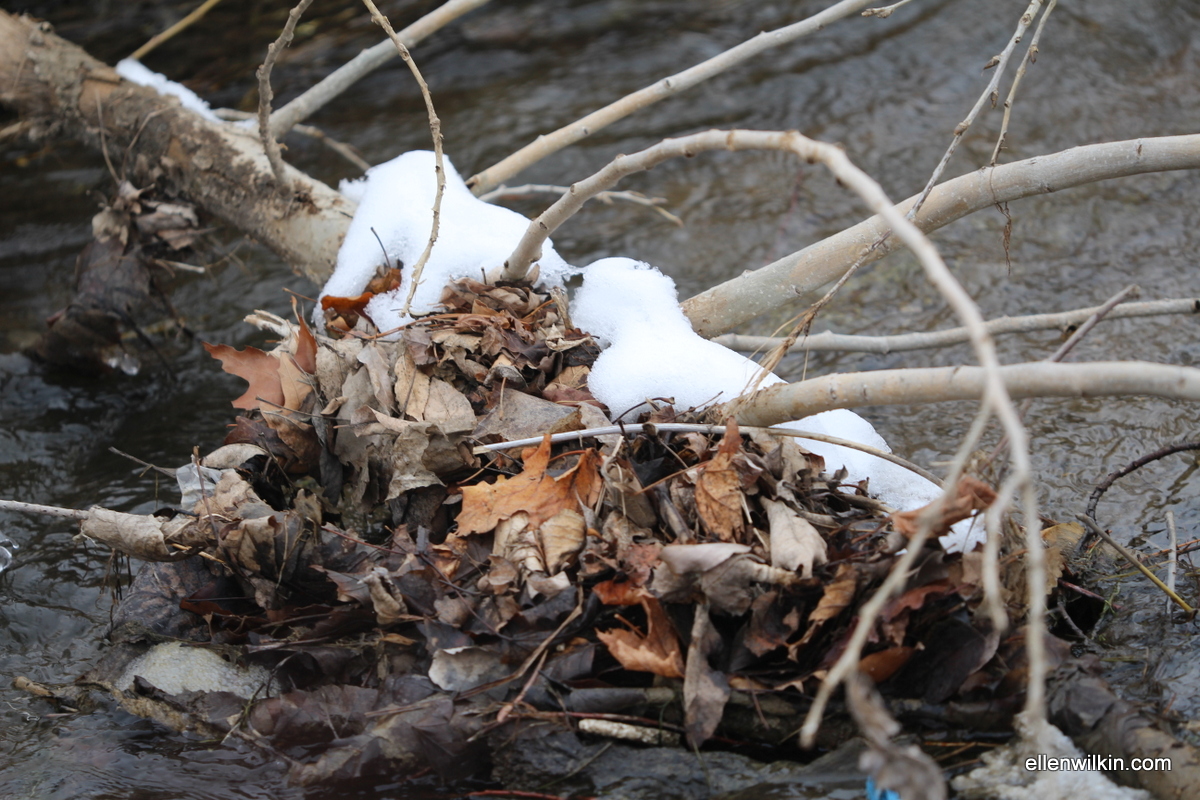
[683,134,1200,338]
[729,361,1200,427]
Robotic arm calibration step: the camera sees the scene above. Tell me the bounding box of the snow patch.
[318,151,575,335]
[115,58,221,123]
[570,258,981,552]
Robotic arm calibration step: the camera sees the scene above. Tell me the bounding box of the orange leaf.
[858,646,915,683]
[456,436,602,534]
[892,475,997,539]
[694,420,746,540]
[596,594,686,679]
[203,342,283,411]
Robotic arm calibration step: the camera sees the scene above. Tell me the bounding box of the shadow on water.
[3,0,1200,795]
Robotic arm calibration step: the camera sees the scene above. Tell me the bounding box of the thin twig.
[1085,440,1200,522]
[1077,514,1194,617]
[712,298,1198,354]
[215,109,371,172]
[270,0,491,137]
[471,422,943,486]
[991,284,1139,457]
[130,0,225,61]
[477,183,682,226]
[468,0,880,195]
[257,0,315,195]
[989,0,1058,165]
[907,0,1046,221]
[1167,509,1178,615]
[361,0,445,318]
[0,499,90,521]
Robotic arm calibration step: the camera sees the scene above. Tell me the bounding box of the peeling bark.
[0,11,353,285]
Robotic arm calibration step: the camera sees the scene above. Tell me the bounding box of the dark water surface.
[2,0,1200,796]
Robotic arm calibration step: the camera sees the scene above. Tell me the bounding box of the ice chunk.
[318,151,575,335]
[570,257,981,551]
[115,58,221,123]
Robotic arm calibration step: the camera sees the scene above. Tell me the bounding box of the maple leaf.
[456,436,602,534]
[694,420,747,541]
[203,342,283,411]
[594,583,686,679]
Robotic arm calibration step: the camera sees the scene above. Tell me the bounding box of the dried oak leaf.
[808,562,860,626]
[204,342,283,411]
[891,475,997,539]
[594,585,686,679]
[764,496,827,578]
[456,436,601,534]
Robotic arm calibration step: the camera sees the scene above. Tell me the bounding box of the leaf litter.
[56,274,1063,790]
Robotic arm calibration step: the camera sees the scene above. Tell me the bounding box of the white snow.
[571,257,981,552]
[317,151,575,334]
[115,58,221,123]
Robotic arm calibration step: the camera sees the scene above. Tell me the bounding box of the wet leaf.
[683,603,730,747]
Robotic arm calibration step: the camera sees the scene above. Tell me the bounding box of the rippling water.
[2,0,1200,794]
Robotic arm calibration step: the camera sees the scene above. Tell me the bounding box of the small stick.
[0,499,89,521]
[269,0,491,137]
[712,298,1199,354]
[989,0,1058,165]
[477,184,682,226]
[1077,514,1194,617]
[907,0,1046,221]
[1167,509,1178,614]
[130,0,225,61]
[467,0,880,194]
[470,422,943,486]
[1085,440,1200,521]
[361,0,445,319]
[257,0,316,194]
[990,283,1139,457]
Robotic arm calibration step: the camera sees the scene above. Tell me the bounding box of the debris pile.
[64,274,1042,787]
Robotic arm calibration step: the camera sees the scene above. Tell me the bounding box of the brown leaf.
[808,562,859,626]
[763,496,827,578]
[684,603,730,747]
[891,475,997,539]
[456,437,602,534]
[203,342,284,411]
[858,647,915,683]
[595,593,686,679]
[694,421,747,541]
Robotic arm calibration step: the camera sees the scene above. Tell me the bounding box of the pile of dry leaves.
[67,277,1055,786]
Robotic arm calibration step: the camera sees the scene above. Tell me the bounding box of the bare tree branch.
[269,0,490,138]
[729,361,1200,426]
[712,298,1200,354]
[467,0,880,195]
[257,0,315,195]
[683,134,1200,338]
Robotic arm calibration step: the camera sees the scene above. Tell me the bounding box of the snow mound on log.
[318,151,575,334]
[115,59,221,123]
[571,257,981,551]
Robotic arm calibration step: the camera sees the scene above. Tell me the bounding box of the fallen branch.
[730,361,1200,427]
[683,134,1200,337]
[0,11,352,283]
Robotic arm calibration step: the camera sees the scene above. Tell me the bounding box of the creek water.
[1,0,1199,796]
